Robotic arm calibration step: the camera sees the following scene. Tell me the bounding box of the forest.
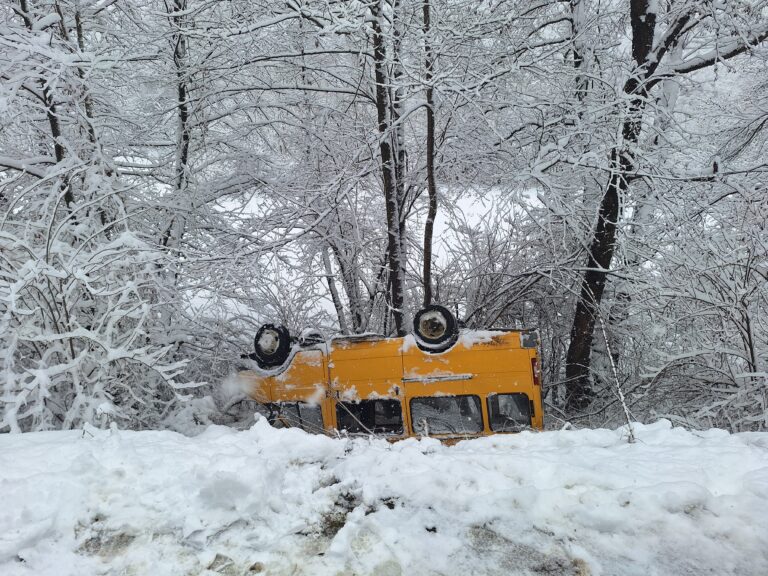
[1,0,766,433]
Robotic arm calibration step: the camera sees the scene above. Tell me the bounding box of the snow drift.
[1,419,767,576]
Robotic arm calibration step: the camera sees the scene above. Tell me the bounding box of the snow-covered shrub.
[0,175,191,432]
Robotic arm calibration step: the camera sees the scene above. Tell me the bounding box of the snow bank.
[1,420,767,576]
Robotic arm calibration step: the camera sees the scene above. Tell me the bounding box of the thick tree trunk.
[564,151,624,411]
[392,0,410,329]
[422,0,438,307]
[564,0,655,412]
[371,4,407,336]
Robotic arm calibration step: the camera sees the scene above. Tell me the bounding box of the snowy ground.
[1,420,767,576]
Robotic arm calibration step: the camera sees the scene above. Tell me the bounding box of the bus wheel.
[413,305,458,352]
[253,324,292,368]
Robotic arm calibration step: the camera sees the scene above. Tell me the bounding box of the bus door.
[270,349,329,433]
[328,337,405,436]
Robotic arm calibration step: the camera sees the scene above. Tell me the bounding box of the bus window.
[297,403,324,432]
[487,393,531,432]
[276,402,324,433]
[336,399,403,435]
[410,395,483,436]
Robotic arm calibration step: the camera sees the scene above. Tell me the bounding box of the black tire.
[413,305,458,352]
[253,324,292,368]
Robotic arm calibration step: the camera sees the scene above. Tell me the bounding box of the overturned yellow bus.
[238,305,543,439]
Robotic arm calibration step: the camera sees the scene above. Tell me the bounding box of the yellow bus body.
[239,330,543,439]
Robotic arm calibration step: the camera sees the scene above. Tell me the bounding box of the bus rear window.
[410,395,483,436]
[336,399,403,435]
[487,393,531,432]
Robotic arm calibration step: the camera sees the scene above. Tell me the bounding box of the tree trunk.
[18,0,73,209]
[564,0,656,412]
[162,0,191,251]
[323,247,350,334]
[330,242,366,333]
[371,3,407,336]
[392,0,410,329]
[564,150,624,411]
[570,0,588,104]
[422,0,438,307]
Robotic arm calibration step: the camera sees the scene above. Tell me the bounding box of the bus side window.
[276,402,324,433]
[410,395,483,435]
[277,403,300,428]
[297,403,324,433]
[336,399,403,435]
[487,393,531,432]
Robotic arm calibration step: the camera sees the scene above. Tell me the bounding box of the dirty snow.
[1,419,767,576]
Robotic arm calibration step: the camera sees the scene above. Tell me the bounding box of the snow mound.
[1,420,767,576]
